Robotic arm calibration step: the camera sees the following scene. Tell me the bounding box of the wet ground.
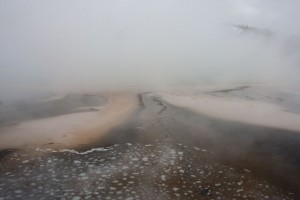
[0,91,300,199]
[0,142,293,200]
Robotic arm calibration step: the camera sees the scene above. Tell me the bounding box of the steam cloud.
[1,0,300,95]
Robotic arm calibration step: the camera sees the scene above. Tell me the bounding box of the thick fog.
[1,0,300,95]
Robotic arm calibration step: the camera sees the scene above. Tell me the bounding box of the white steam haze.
[1,0,300,94]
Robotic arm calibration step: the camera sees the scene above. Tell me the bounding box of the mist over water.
[1,0,300,97]
[2,1,300,199]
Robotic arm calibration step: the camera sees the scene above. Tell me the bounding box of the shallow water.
[0,142,294,200]
[1,91,300,199]
[0,93,107,127]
